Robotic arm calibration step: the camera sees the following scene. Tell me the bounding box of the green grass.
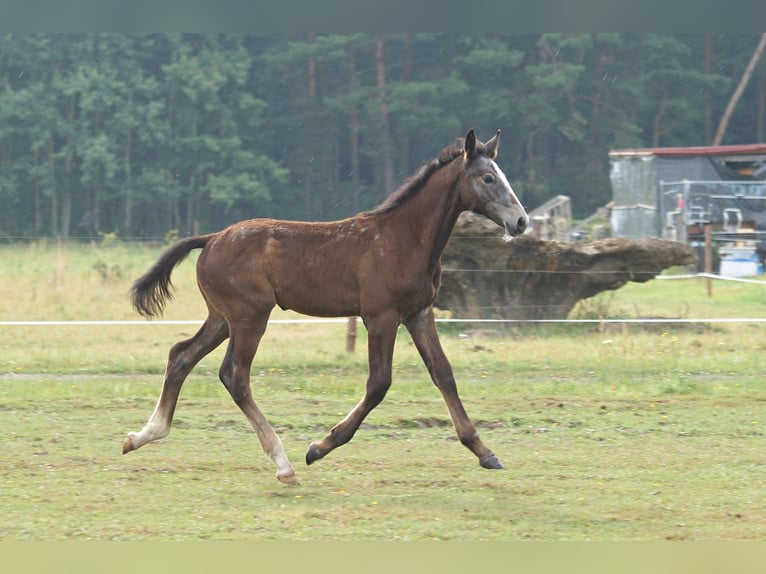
[1,243,765,540]
[2,373,763,540]
[573,273,766,319]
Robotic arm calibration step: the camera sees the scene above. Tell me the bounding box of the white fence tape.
[2,318,766,326]
[0,319,346,327]
[656,272,766,285]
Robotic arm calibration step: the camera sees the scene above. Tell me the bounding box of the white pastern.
[127,419,170,450]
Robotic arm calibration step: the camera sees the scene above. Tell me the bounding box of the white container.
[719,254,763,278]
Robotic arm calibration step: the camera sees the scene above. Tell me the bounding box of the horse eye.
[482,174,495,184]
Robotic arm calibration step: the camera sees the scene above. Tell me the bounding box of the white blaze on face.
[491,159,520,205]
[488,159,525,242]
[491,160,511,192]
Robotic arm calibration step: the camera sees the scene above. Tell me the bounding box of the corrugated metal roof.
[609,143,766,158]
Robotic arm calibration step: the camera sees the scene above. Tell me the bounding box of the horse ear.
[464,129,477,159]
[485,129,501,159]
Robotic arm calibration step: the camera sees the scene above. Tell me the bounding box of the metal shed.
[609,144,766,241]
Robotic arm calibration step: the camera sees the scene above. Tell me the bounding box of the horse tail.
[130,235,213,318]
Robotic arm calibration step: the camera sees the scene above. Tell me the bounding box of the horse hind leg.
[219,318,297,484]
[123,313,228,454]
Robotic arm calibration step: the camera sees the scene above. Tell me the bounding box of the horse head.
[460,129,529,241]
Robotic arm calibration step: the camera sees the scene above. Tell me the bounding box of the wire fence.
[1,270,764,327]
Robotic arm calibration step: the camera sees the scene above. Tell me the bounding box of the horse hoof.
[122,436,135,454]
[277,471,299,485]
[305,443,324,465]
[480,455,503,470]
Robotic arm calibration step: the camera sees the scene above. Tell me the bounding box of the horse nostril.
[517,216,528,233]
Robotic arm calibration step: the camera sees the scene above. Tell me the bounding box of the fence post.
[345,317,357,352]
[705,223,713,297]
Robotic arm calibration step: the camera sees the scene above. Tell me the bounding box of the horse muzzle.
[504,214,529,237]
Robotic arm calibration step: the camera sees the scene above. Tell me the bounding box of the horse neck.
[379,161,465,264]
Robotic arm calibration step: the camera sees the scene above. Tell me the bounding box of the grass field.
[1,242,765,540]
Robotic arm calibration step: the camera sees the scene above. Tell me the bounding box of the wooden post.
[704,223,713,297]
[345,317,357,353]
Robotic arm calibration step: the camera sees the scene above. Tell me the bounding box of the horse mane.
[367,139,466,215]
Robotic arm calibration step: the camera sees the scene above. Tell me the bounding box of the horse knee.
[365,377,391,407]
[218,342,237,387]
[218,361,233,387]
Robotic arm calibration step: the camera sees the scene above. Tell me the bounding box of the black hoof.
[305,443,323,465]
[480,454,504,469]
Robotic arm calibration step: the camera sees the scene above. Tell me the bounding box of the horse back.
[197,217,377,317]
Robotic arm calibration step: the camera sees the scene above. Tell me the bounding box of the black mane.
[367,140,466,215]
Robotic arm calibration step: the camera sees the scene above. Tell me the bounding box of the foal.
[124,129,528,483]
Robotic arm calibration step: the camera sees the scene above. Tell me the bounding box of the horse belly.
[271,259,360,318]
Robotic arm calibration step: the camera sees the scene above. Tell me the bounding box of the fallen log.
[437,213,697,320]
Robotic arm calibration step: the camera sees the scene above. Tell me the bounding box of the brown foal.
[123,129,528,483]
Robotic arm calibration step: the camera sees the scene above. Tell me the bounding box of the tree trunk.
[652,99,664,147]
[375,33,395,198]
[348,42,361,215]
[171,198,181,232]
[704,33,713,142]
[526,129,538,184]
[34,181,42,235]
[60,94,77,241]
[123,124,134,234]
[712,33,766,146]
[185,169,195,235]
[61,191,72,241]
[402,33,412,83]
[186,109,199,235]
[32,148,42,234]
[304,33,316,220]
[758,62,765,143]
[92,165,102,234]
[400,33,412,178]
[48,131,58,238]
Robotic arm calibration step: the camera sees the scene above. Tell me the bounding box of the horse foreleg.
[220,321,297,484]
[123,314,228,454]
[306,314,398,465]
[404,307,502,469]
